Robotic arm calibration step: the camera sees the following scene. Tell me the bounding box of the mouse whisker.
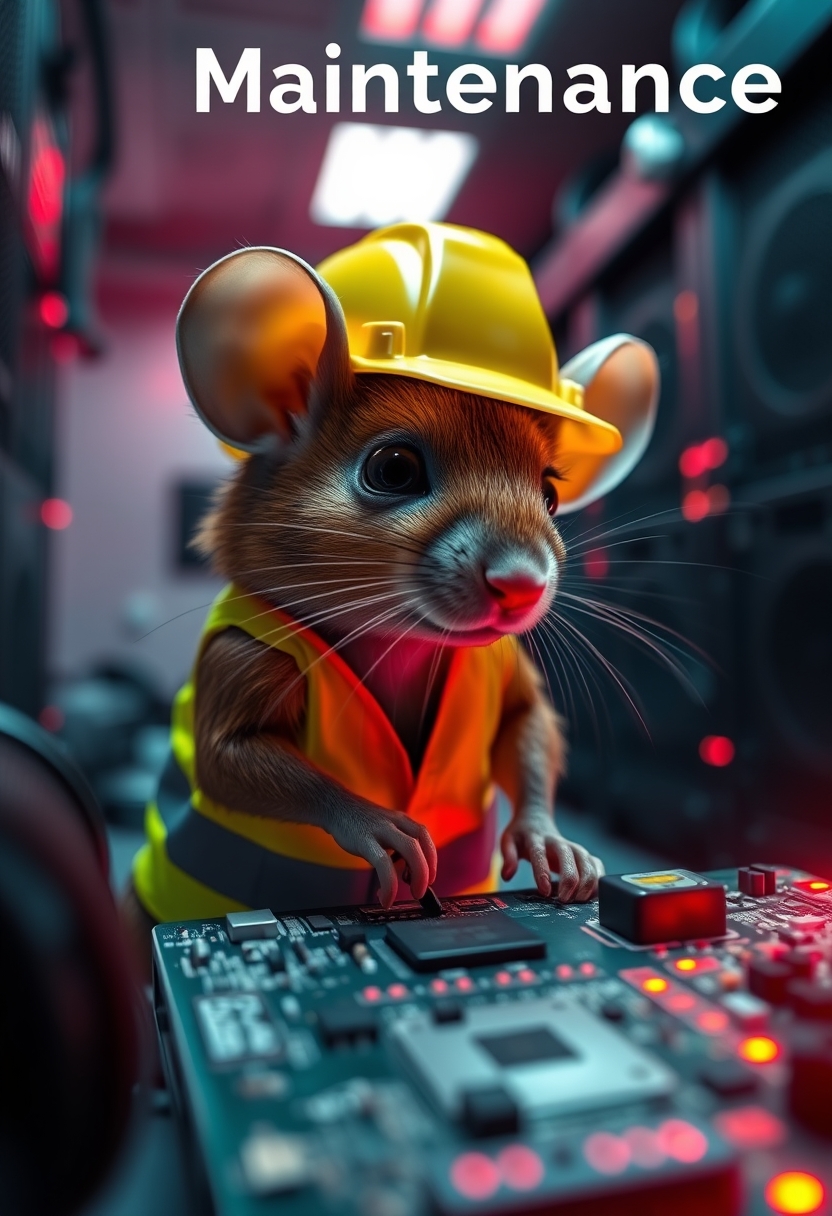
[540,612,649,736]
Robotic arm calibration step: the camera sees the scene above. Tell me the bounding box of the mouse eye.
[542,471,560,517]
[362,445,427,496]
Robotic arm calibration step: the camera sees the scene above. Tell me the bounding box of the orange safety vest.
[133,584,530,922]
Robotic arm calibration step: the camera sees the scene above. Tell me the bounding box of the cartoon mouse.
[123,222,657,967]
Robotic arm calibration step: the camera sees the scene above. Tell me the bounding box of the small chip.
[432,999,465,1025]
[305,914,333,932]
[317,1001,379,1047]
[386,911,545,972]
[226,909,279,943]
[337,924,367,951]
[460,1084,520,1138]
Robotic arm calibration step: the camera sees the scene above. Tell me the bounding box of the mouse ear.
[557,335,659,513]
[176,247,351,453]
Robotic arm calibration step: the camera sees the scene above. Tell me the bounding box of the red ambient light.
[26,116,65,278]
[39,291,68,329]
[422,0,485,47]
[360,0,422,40]
[475,0,548,53]
[583,548,609,579]
[41,498,73,530]
[765,1172,825,1215]
[714,1105,786,1150]
[699,735,735,767]
[793,879,831,895]
[496,1144,544,1192]
[450,1151,501,1201]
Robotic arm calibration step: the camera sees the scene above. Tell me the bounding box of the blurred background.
[2,0,831,888]
[1,2,832,1212]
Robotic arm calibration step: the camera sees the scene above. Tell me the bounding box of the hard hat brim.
[349,353,623,458]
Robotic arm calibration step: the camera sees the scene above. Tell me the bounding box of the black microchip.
[477,1026,574,1069]
[316,1001,378,1047]
[385,911,545,972]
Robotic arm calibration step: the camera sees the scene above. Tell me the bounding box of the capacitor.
[352,942,378,975]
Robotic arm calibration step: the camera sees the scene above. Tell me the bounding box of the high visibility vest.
[133,584,530,922]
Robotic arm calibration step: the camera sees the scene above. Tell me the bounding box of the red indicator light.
[682,488,710,522]
[623,1126,665,1169]
[679,445,708,479]
[696,1009,729,1034]
[666,992,696,1012]
[455,975,474,992]
[39,291,68,329]
[578,961,596,976]
[450,1152,501,1201]
[430,978,448,995]
[422,0,485,46]
[714,1105,786,1150]
[794,878,831,894]
[494,970,512,986]
[699,735,735,767]
[702,437,728,470]
[497,1144,544,1192]
[674,957,697,972]
[583,1132,630,1176]
[387,983,408,1000]
[360,0,422,40]
[765,1172,825,1215]
[657,1119,708,1164]
[475,0,548,53]
[517,969,536,984]
[555,963,572,980]
[738,1035,780,1064]
[642,976,669,994]
[41,498,73,530]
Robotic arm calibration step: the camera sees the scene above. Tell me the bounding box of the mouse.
[123,222,658,973]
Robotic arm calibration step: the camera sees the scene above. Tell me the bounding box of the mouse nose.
[484,571,547,614]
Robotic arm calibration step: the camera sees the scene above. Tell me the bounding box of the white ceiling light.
[310,122,478,228]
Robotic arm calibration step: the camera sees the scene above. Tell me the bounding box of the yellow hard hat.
[179,223,658,510]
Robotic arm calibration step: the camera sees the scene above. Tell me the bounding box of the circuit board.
[152,866,832,1216]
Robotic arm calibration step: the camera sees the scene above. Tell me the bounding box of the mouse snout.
[484,569,547,614]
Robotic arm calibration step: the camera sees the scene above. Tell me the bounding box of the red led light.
[623,1126,665,1170]
[715,1104,788,1147]
[387,983,408,1000]
[794,879,831,895]
[41,498,73,530]
[555,963,572,980]
[517,969,537,984]
[475,0,548,53]
[578,961,596,976]
[39,291,68,329]
[682,488,710,522]
[714,1105,786,1150]
[494,970,512,986]
[422,0,485,46]
[674,957,697,971]
[696,1009,729,1034]
[765,1172,825,1215]
[583,1132,630,1176]
[497,1144,544,1192]
[679,445,709,479]
[455,975,474,991]
[362,985,381,1002]
[699,735,735,767]
[738,1035,780,1064]
[657,1119,708,1164]
[666,992,696,1012]
[26,117,65,277]
[430,978,448,995]
[702,437,728,469]
[450,1152,501,1201]
[642,976,669,994]
[360,0,422,40]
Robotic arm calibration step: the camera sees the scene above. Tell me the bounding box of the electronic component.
[305,914,332,932]
[388,996,676,1121]
[749,864,778,894]
[386,910,545,972]
[194,994,281,1064]
[316,1001,378,1048]
[459,1084,520,1138]
[225,908,279,943]
[190,938,211,967]
[738,867,766,897]
[598,869,727,945]
[239,1129,310,1196]
[419,885,444,918]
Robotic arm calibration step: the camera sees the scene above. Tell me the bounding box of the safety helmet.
[177,223,658,511]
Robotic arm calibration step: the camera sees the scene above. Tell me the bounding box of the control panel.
[153,866,832,1216]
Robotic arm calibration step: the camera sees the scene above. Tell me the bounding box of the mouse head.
[178,224,658,647]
